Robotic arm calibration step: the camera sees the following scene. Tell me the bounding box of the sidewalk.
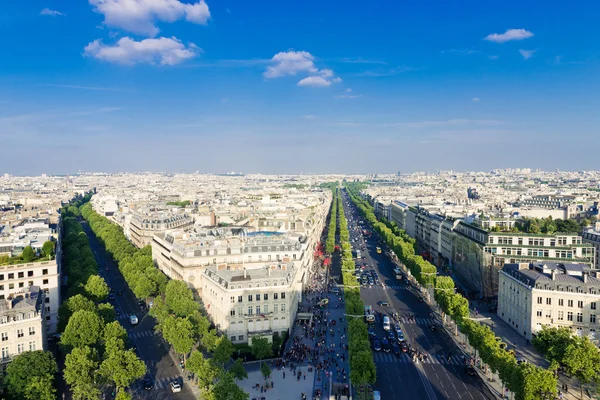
[238,362,315,400]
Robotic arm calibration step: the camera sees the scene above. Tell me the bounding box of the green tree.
[21,245,36,262]
[115,391,132,400]
[97,302,116,324]
[42,240,55,259]
[84,275,110,302]
[260,361,271,381]
[64,346,101,400]
[349,350,377,387]
[99,349,146,392]
[160,315,195,362]
[201,328,219,352]
[228,359,248,381]
[165,280,197,317]
[212,336,234,367]
[61,310,105,350]
[23,375,55,400]
[4,350,58,400]
[250,337,273,360]
[562,337,600,398]
[187,350,219,390]
[209,372,249,400]
[57,294,97,332]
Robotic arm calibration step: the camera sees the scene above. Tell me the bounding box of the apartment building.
[0,286,47,370]
[498,262,600,340]
[201,262,298,344]
[390,201,409,231]
[130,211,194,248]
[152,228,310,296]
[582,229,600,269]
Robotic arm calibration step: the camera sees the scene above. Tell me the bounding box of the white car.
[129,315,139,325]
[170,381,181,393]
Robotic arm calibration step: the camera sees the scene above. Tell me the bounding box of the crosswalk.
[128,330,157,340]
[373,315,436,325]
[373,351,465,365]
[361,284,408,290]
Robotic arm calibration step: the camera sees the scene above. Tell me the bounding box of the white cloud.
[265,50,341,87]
[89,0,211,36]
[488,55,500,60]
[40,8,66,16]
[264,51,317,78]
[472,97,480,102]
[335,94,361,99]
[484,28,533,43]
[84,36,199,65]
[298,76,334,87]
[519,49,537,60]
[345,88,352,92]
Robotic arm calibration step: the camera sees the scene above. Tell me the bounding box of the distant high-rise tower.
[397,171,401,176]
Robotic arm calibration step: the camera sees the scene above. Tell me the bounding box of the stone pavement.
[238,362,315,400]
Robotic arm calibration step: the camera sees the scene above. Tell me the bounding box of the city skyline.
[2,0,600,175]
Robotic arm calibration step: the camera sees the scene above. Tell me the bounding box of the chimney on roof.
[551,270,557,281]
[584,272,588,284]
[244,268,247,279]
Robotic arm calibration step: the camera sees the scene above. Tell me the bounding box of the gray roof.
[0,286,44,317]
[502,263,600,291]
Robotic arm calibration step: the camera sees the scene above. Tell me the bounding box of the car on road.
[170,381,181,393]
[129,315,139,325]
[464,366,477,376]
[117,289,123,295]
[387,330,395,340]
[373,339,381,352]
[109,294,115,301]
[143,378,154,390]
[115,309,121,317]
[400,342,409,353]
[391,342,400,356]
[382,338,391,353]
[105,267,109,271]
[377,301,390,307]
[368,326,376,337]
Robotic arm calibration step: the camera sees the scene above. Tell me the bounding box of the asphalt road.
[81,220,196,400]
[340,191,496,400]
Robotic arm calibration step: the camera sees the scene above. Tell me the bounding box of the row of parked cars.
[357,269,379,286]
[370,323,408,355]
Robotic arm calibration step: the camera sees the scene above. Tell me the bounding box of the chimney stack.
[583,272,588,284]
[551,270,557,281]
[244,268,247,279]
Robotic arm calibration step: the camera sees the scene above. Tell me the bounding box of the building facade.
[582,229,600,270]
[498,262,600,341]
[130,212,194,248]
[201,262,299,344]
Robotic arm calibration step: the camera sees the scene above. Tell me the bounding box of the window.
[0,274,3,281]
[274,304,278,313]
[558,311,564,320]
[255,294,260,301]
[248,307,253,315]
[546,298,551,305]
[1,332,7,341]
[230,309,236,316]
[238,335,244,341]
[29,342,35,351]
[231,336,236,342]
[274,293,278,300]
[18,282,24,288]
[264,294,268,301]
[28,281,33,287]
[27,271,33,277]
[281,292,286,299]
[17,329,23,338]
[264,305,268,313]
[42,269,48,275]
[17,343,24,354]
[0,285,3,291]
[238,296,243,303]
[537,297,542,304]
[256,306,261,314]
[568,300,573,307]
[592,302,597,310]
[29,327,35,335]
[559,299,564,306]
[248,295,253,302]
[18,272,24,279]
[568,312,573,321]
[591,314,597,324]
[578,301,584,308]
[8,284,13,290]
[1,347,8,358]
[281,304,286,313]
[536,310,542,317]
[8,273,14,279]
[577,313,583,323]
[546,310,552,319]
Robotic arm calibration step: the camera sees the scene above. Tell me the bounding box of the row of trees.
[166,200,192,207]
[533,326,600,398]
[0,241,55,266]
[80,204,249,400]
[325,188,338,254]
[60,205,145,400]
[345,183,558,400]
[514,217,591,235]
[335,189,377,392]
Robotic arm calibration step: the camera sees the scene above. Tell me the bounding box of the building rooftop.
[502,262,600,290]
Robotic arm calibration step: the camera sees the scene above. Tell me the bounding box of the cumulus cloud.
[84,36,199,65]
[519,49,537,60]
[265,50,341,87]
[484,28,533,43]
[89,0,211,36]
[40,8,66,16]
[298,76,333,87]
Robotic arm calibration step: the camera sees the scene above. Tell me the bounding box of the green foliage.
[21,245,36,262]
[61,310,105,351]
[97,302,116,324]
[212,336,235,367]
[165,280,198,317]
[160,315,195,356]
[84,275,110,302]
[58,294,97,332]
[260,361,271,380]
[250,337,273,360]
[514,217,585,235]
[187,350,220,390]
[228,358,248,380]
[4,350,58,400]
[208,372,250,400]
[64,346,101,400]
[166,200,191,207]
[99,348,146,391]
[42,240,55,258]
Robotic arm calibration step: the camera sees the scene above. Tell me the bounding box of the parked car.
[400,342,409,353]
[465,366,477,376]
[143,378,154,390]
[373,339,382,352]
[382,338,391,353]
[170,381,181,393]
[129,315,139,325]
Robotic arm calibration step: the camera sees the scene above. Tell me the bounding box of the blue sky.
[1,1,599,175]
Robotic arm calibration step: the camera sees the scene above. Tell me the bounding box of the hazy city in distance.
[2,1,600,400]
